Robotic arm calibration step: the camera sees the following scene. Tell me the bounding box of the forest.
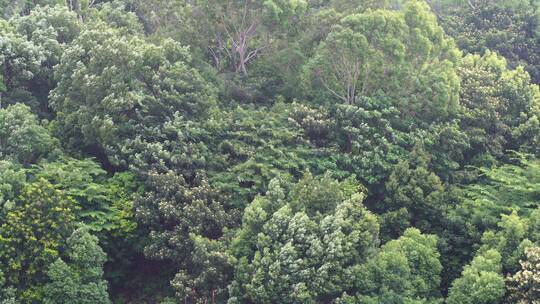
[1,0,540,303]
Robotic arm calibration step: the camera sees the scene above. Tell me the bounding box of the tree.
[86,1,143,34]
[304,0,460,122]
[0,179,77,302]
[0,160,25,206]
[442,154,540,291]
[290,97,410,186]
[50,23,217,169]
[210,102,339,207]
[342,228,442,303]
[229,173,380,303]
[0,0,64,18]
[328,0,391,12]
[479,211,532,273]
[186,0,307,74]
[0,21,44,110]
[0,103,58,165]
[9,5,81,116]
[43,227,111,304]
[506,246,540,303]
[134,170,235,303]
[30,157,138,234]
[382,144,446,235]
[439,0,540,84]
[452,154,540,240]
[458,52,540,161]
[0,269,16,304]
[446,249,505,304]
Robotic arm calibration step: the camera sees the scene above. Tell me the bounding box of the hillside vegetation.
[1,0,540,303]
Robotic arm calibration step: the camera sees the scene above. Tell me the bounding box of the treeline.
[1,0,540,303]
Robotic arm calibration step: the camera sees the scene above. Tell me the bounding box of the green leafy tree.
[0,103,58,165]
[27,158,144,298]
[458,52,540,161]
[446,249,505,304]
[229,173,380,303]
[184,0,307,74]
[0,160,25,206]
[30,157,139,234]
[50,23,216,168]
[452,154,540,240]
[416,121,471,183]
[442,154,540,290]
[170,233,235,304]
[341,228,442,303]
[328,0,391,12]
[9,5,81,116]
[478,211,532,273]
[291,97,410,186]
[86,1,143,34]
[0,179,77,302]
[210,102,338,207]
[0,21,44,110]
[304,0,460,122]
[0,0,65,18]
[43,227,111,304]
[0,270,16,304]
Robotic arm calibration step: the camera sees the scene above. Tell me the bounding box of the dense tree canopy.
[1,0,540,303]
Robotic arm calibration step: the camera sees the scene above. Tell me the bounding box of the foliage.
[31,157,139,234]
[382,144,446,235]
[229,173,379,303]
[478,211,532,273]
[50,23,217,168]
[446,249,505,304]
[439,0,540,84]
[2,1,540,302]
[182,0,307,74]
[452,154,540,239]
[304,0,461,123]
[0,24,44,110]
[291,97,410,186]
[0,179,77,302]
[0,0,64,18]
[43,227,111,304]
[209,102,341,207]
[134,170,236,303]
[0,103,58,165]
[0,160,25,205]
[506,246,540,303]
[342,228,442,303]
[458,51,540,160]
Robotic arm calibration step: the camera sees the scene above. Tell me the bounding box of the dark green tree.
[458,52,540,161]
[440,0,540,84]
[382,144,446,235]
[134,170,235,303]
